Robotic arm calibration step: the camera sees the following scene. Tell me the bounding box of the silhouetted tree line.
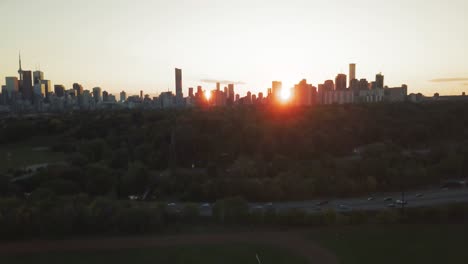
[1,102,468,201]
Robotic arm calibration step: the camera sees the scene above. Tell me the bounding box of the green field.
[0,244,308,264]
[0,137,64,172]
[314,224,468,264]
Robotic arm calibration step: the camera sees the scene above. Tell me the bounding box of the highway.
[253,188,468,213]
[194,187,468,216]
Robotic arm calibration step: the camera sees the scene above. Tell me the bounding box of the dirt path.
[0,232,338,264]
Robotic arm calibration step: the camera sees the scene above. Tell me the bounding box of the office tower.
[349,63,356,86]
[189,87,193,98]
[235,94,240,101]
[5,77,19,96]
[41,80,51,98]
[54,84,65,97]
[258,92,264,101]
[370,81,377,90]
[92,87,102,102]
[120,91,127,102]
[102,91,109,101]
[73,83,83,96]
[21,71,33,102]
[140,90,143,99]
[246,91,252,104]
[324,80,335,91]
[175,68,183,98]
[272,81,282,101]
[335,74,347,91]
[359,79,369,90]
[216,82,220,91]
[350,79,360,91]
[33,83,45,97]
[223,86,227,94]
[252,94,257,103]
[375,73,384,89]
[33,71,44,85]
[228,84,235,99]
[196,86,203,97]
[294,79,313,106]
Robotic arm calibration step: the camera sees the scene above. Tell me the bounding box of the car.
[167,203,177,207]
[387,203,396,208]
[338,204,351,210]
[384,197,393,202]
[396,200,408,205]
[367,197,375,201]
[415,193,424,198]
[200,203,211,208]
[316,200,329,206]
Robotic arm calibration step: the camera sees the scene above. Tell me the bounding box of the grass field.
[0,137,64,172]
[313,224,468,264]
[0,244,308,264]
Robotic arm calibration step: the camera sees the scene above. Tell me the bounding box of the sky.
[1,0,467,97]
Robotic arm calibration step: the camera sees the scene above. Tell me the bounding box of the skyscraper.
[92,87,102,102]
[188,87,194,97]
[5,77,19,97]
[228,84,235,99]
[272,81,282,102]
[324,80,335,91]
[41,80,51,98]
[335,74,347,91]
[18,53,23,81]
[120,91,127,102]
[21,71,33,102]
[175,68,183,98]
[54,85,65,97]
[349,63,356,87]
[33,71,44,85]
[375,73,384,89]
[73,83,84,96]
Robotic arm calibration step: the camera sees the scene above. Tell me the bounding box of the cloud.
[463,83,468,86]
[429,78,468,83]
[200,79,246,85]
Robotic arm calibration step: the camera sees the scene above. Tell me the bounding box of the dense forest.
[1,102,468,201]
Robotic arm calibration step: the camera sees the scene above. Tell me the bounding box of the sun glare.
[205,91,211,101]
[280,88,291,102]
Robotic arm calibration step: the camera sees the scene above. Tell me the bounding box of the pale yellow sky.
[1,0,467,96]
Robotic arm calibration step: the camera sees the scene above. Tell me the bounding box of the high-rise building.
[33,83,46,97]
[375,73,384,89]
[188,87,194,97]
[175,68,183,98]
[73,83,83,96]
[54,84,65,97]
[41,80,51,98]
[228,84,235,99]
[335,74,347,91]
[216,82,220,91]
[349,63,356,87]
[5,77,19,97]
[350,79,360,91]
[140,90,143,99]
[18,53,23,81]
[92,87,102,102]
[120,91,127,102]
[102,91,109,101]
[21,71,33,102]
[33,71,44,85]
[272,81,282,102]
[359,79,369,90]
[294,79,317,106]
[324,80,335,91]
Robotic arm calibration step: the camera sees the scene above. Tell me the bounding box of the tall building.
[5,77,19,97]
[188,87,194,97]
[272,81,282,102]
[92,87,102,102]
[323,80,335,91]
[41,80,51,98]
[375,73,384,89]
[349,63,356,86]
[120,91,127,102]
[54,84,65,97]
[21,71,33,102]
[140,90,143,99]
[73,83,83,96]
[33,71,44,85]
[294,79,314,106]
[18,53,23,81]
[175,68,183,98]
[227,84,235,99]
[335,74,347,91]
[359,79,369,90]
[102,91,109,101]
[216,82,220,91]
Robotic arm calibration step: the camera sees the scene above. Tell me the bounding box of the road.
[194,187,468,216]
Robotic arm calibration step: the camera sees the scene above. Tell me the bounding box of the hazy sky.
[1,0,467,96]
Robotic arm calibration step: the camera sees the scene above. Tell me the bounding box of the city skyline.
[1,0,468,96]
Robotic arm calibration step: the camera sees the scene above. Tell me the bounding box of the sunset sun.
[280,88,291,102]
